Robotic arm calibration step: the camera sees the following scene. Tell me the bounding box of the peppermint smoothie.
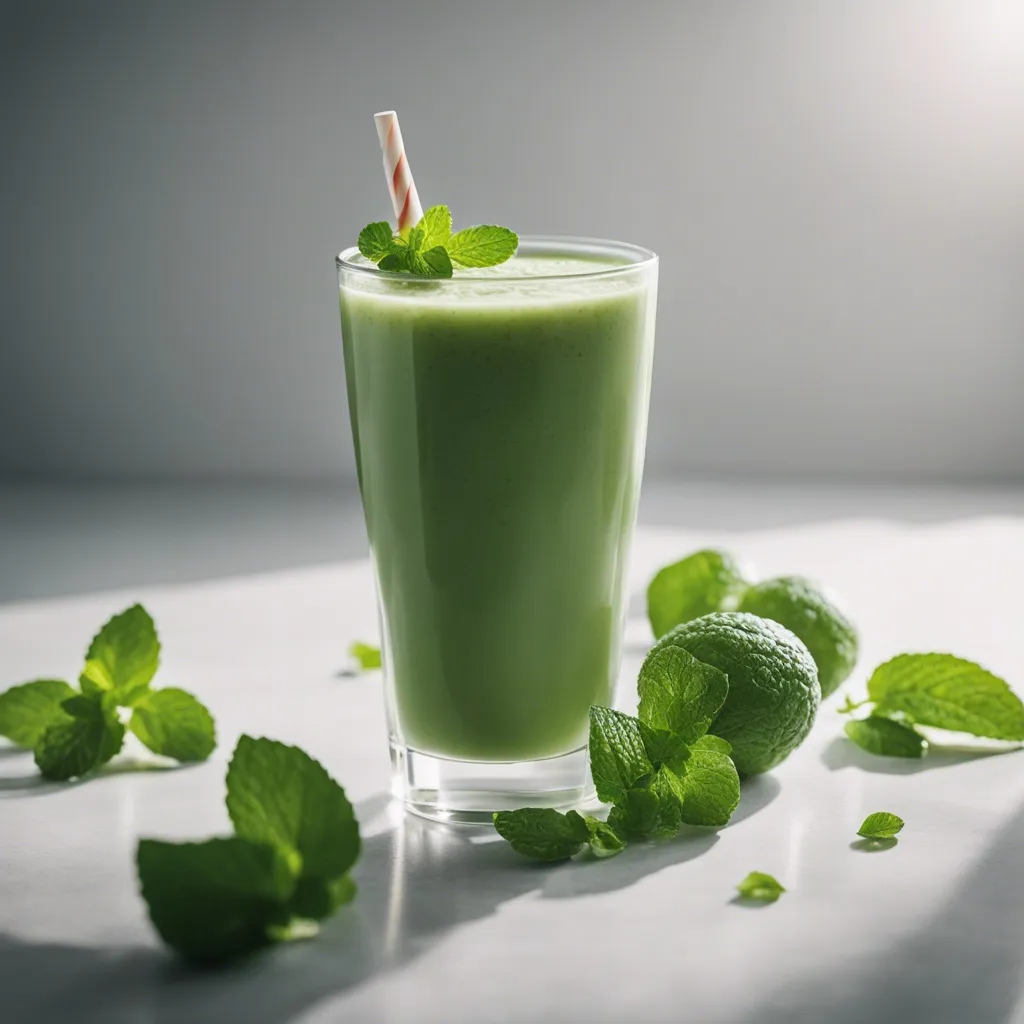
[339,241,657,761]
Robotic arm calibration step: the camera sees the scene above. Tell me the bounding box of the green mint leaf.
[584,816,627,858]
[377,250,409,272]
[226,736,360,885]
[637,645,729,743]
[638,721,690,768]
[844,715,926,758]
[81,604,160,705]
[288,874,357,921]
[34,693,125,781]
[446,225,518,268]
[867,653,1024,740]
[677,734,741,827]
[647,766,685,839]
[492,807,590,861]
[349,641,381,672]
[416,205,452,249]
[588,705,653,805]
[137,836,296,963]
[647,549,747,639]
[406,226,425,252]
[129,687,216,762]
[419,245,454,277]
[607,787,663,840]
[0,679,76,748]
[357,221,396,262]
[736,871,785,903]
[857,811,904,840]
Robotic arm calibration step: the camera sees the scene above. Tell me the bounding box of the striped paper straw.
[374,110,424,236]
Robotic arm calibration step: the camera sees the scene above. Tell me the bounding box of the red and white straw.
[374,110,424,236]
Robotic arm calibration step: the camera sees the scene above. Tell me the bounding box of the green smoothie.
[340,247,657,761]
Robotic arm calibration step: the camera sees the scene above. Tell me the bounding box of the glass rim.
[336,233,658,284]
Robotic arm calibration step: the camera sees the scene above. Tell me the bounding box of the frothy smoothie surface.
[341,253,647,307]
[340,246,657,760]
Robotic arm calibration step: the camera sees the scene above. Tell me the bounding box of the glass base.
[391,743,591,825]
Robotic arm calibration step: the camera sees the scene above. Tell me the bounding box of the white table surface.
[2,481,1024,1023]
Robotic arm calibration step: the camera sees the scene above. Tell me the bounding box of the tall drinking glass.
[337,237,658,821]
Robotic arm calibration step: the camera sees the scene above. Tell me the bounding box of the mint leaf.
[0,679,76,748]
[349,641,381,672]
[647,766,686,839]
[34,693,125,781]
[857,811,904,840]
[417,205,452,249]
[638,721,690,769]
[607,787,663,839]
[637,645,729,743]
[588,705,652,805]
[80,604,160,705]
[378,250,408,272]
[137,837,296,963]
[405,225,425,252]
[357,221,395,262]
[584,816,627,858]
[493,807,590,861]
[845,715,926,758]
[418,245,454,277]
[647,549,747,639]
[226,736,360,885]
[129,687,216,762]
[736,871,785,903]
[289,874,358,921]
[867,653,1024,740]
[446,225,518,268]
[678,734,740,827]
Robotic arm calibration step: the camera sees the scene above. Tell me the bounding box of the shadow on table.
[0,778,779,1024]
[0,753,194,799]
[820,735,1022,775]
[735,797,1024,1024]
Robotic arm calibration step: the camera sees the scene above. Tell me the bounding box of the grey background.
[2,0,1023,485]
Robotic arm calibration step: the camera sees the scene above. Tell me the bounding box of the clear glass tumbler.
[337,236,658,822]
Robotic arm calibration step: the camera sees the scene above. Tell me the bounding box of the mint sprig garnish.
[0,603,216,781]
[841,653,1024,758]
[357,204,517,277]
[138,734,360,962]
[494,636,742,861]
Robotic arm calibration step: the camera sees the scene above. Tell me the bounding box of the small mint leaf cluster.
[357,204,517,277]
[493,647,741,862]
[840,653,1024,758]
[0,605,215,781]
[137,735,360,963]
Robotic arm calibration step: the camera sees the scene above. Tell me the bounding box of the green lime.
[646,549,747,639]
[647,611,820,775]
[736,576,858,698]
